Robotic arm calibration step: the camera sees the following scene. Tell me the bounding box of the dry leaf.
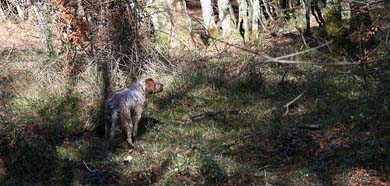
[124,155,133,162]
[185,149,195,158]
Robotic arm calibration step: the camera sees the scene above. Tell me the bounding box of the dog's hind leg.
[108,111,118,148]
[120,107,135,148]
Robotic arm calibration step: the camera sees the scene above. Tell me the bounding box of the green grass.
[1,57,390,185]
[1,10,390,184]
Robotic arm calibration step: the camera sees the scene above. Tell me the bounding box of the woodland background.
[0,0,389,185]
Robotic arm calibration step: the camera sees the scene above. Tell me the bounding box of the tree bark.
[33,5,53,53]
[262,0,274,21]
[0,5,5,20]
[252,0,260,38]
[147,0,160,31]
[238,0,249,43]
[218,0,232,37]
[200,0,217,33]
[301,0,311,35]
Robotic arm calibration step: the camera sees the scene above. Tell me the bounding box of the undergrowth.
[1,5,390,185]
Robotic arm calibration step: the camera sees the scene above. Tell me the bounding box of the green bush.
[325,7,345,43]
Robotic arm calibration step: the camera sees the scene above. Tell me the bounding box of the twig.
[191,111,219,121]
[83,161,95,173]
[152,46,175,67]
[283,90,306,116]
[210,36,390,66]
[155,30,190,49]
[264,40,333,62]
[5,45,15,61]
[296,124,321,129]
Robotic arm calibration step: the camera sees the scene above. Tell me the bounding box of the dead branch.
[210,37,390,66]
[265,40,335,62]
[191,111,219,121]
[296,124,320,129]
[83,161,95,173]
[283,90,306,116]
[5,45,14,61]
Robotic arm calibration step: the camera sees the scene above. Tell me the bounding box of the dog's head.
[144,78,164,94]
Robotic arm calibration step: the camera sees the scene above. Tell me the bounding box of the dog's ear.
[144,78,156,94]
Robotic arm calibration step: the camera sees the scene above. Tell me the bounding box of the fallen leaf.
[185,149,195,158]
[124,155,133,162]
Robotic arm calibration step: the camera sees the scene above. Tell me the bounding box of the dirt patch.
[0,22,41,51]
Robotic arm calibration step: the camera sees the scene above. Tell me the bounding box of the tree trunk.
[229,4,237,27]
[258,0,268,31]
[262,0,274,21]
[149,0,160,31]
[238,0,249,43]
[200,0,218,36]
[15,4,25,20]
[33,5,53,54]
[218,0,232,37]
[252,0,260,38]
[182,0,192,32]
[0,5,5,20]
[301,0,311,35]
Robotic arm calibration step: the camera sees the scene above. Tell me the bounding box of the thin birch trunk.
[149,0,160,31]
[218,0,232,36]
[262,0,274,21]
[229,4,237,27]
[182,0,192,32]
[252,0,260,38]
[238,0,249,43]
[33,5,53,53]
[301,0,310,34]
[0,5,5,20]
[200,0,217,34]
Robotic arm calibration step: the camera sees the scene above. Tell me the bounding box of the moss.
[157,33,170,45]
[324,7,345,43]
[208,26,220,39]
[324,6,356,54]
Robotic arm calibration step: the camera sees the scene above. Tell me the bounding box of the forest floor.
[1,4,390,186]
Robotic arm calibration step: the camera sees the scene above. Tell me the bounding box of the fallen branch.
[191,111,219,121]
[5,45,15,61]
[83,161,95,173]
[210,36,390,66]
[283,90,306,116]
[296,124,321,129]
[264,40,333,62]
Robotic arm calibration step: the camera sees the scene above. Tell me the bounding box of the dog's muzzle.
[155,83,164,93]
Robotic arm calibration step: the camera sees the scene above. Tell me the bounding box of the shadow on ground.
[152,60,390,185]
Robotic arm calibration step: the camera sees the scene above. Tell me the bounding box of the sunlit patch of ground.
[0,22,40,51]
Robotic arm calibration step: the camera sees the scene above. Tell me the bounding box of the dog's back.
[106,81,146,113]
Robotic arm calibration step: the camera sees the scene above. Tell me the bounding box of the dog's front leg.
[132,105,143,138]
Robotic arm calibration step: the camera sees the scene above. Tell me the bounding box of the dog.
[105,78,163,149]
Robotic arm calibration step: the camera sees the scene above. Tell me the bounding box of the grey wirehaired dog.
[105,78,163,149]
